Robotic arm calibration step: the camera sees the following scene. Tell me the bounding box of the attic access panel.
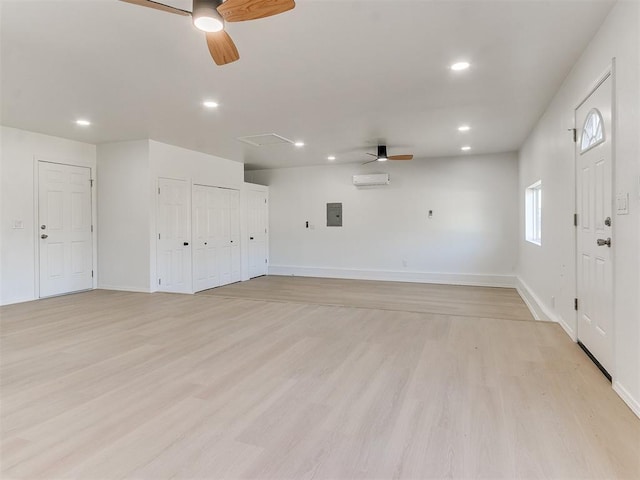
[327,203,342,227]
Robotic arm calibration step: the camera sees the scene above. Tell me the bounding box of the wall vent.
[237,133,293,147]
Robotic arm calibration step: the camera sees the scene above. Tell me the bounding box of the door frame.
[33,158,97,299]
[573,59,616,378]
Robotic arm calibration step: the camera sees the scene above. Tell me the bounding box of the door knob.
[40,225,46,230]
[183,242,189,246]
[41,234,48,239]
[250,237,254,240]
[604,217,612,226]
[204,242,207,245]
[596,237,611,247]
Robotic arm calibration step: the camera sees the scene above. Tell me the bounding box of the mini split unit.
[352,173,390,186]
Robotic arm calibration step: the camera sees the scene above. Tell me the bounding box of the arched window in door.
[580,108,605,153]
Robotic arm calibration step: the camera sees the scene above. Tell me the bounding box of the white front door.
[38,162,93,297]
[248,190,268,278]
[157,178,191,293]
[192,185,220,292]
[575,73,614,375]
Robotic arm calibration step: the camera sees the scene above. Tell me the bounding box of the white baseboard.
[515,276,576,331]
[98,284,152,294]
[268,265,516,288]
[613,381,640,419]
[0,295,37,306]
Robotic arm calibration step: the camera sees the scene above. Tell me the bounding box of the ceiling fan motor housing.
[378,145,388,159]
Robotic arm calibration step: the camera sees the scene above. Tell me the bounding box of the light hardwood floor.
[1,278,639,479]
[199,276,535,321]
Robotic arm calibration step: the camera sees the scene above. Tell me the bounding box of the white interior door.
[157,178,191,293]
[38,162,93,297]
[192,185,221,292]
[229,189,241,283]
[575,73,613,375]
[248,190,268,278]
[217,188,232,286]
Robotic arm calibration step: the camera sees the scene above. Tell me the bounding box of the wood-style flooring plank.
[1,280,638,479]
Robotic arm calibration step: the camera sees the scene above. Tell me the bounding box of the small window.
[580,108,605,153]
[525,181,542,246]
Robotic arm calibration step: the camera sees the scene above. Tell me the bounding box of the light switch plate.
[12,220,24,229]
[616,193,629,215]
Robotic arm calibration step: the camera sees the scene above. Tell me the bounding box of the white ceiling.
[1,0,614,169]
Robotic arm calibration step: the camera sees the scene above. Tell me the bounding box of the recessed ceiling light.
[450,61,470,71]
[75,119,91,126]
[294,141,305,147]
[203,100,219,108]
[458,125,471,132]
[461,146,471,151]
[327,155,336,161]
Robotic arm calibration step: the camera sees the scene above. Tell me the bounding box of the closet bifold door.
[192,184,220,292]
[192,185,241,292]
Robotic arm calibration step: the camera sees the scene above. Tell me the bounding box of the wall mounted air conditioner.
[352,173,390,186]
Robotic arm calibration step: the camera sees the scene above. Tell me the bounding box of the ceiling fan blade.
[365,152,377,157]
[388,155,414,161]
[217,0,295,22]
[119,0,190,16]
[206,31,240,66]
[362,159,379,165]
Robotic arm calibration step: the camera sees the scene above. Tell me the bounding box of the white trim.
[0,296,38,306]
[613,381,640,419]
[574,67,612,110]
[515,277,576,334]
[97,285,153,294]
[268,265,516,288]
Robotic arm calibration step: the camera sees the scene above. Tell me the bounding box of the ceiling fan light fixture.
[377,145,388,161]
[193,0,224,32]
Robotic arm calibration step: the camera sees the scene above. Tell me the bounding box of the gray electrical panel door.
[327,203,342,227]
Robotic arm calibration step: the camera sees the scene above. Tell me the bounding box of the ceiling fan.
[362,145,414,164]
[119,0,295,66]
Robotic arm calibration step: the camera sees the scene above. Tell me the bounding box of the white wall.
[517,0,640,415]
[96,139,245,293]
[148,140,244,291]
[246,152,519,286]
[0,126,96,305]
[96,140,151,292]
